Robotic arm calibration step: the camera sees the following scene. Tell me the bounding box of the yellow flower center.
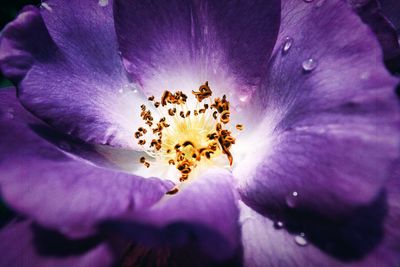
[134,82,243,194]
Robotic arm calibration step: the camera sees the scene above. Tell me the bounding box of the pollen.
[135,82,242,189]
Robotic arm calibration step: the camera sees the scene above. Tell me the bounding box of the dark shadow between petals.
[245,189,387,262]
[101,220,243,267]
[31,223,103,257]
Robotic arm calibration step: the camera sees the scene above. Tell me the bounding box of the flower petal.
[237,0,400,219]
[0,220,116,267]
[103,170,241,261]
[0,88,173,238]
[240,160,400,266]
[350,0,400,74]
[114,0,280,101]
[0,1,146,148]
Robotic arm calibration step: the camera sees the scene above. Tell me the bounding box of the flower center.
[134,82,243,194]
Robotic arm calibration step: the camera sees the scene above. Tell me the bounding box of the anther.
[138,140,146,145]
[220,110,230,124]
[192,81,212,102]
[166,187,179,195]
[182,141,194,147]
[236,124,244,130]
[134,132,142,139]
[134,81,241,186]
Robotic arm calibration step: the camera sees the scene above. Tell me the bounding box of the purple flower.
[0,0,399,266]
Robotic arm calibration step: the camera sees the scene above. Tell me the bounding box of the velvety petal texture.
[0,89,173,238]
[114,0,280,105]
[0,220,115,267]
[237,0,400,220]
[0,1,146,148]
[104,170,241,262]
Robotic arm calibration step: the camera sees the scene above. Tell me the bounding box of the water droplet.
[302,58,317,72]
[98,0,109,7]
[282,37,293,54]
[294,233,308,246]
[273,221,284,229]
[303,0,314,2]
[40,2,53,12]
[286,191,298,208]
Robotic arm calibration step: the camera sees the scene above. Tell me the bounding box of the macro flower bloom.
[0,0,400,266]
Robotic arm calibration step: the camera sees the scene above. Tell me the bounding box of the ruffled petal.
[240,160,400,266]
[0,88,173,238]
[114,0,280,103]
[350,0,400,74]
[236,0,400,219]
[0,1,147,148]
[103,170,241,262]
[0,220,116,267]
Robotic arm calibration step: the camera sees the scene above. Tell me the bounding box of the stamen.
[166,187,179,195]
[134,82,243,193]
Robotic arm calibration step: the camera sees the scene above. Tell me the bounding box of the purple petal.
[350,0,400,74]
[114,0,280,100]
[0,2,146,148]
[0,220,116,267]
[237,0,400,219]
[0,88,173,238]
[104,170,241,261]
[240,160,400,266]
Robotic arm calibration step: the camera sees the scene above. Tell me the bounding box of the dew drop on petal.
[274,221,284,229]
[282,37,293,54]
[286,191,298,208]
[294,233,308,246]
[98,0,109,7]
[303,0,314,2]
[302,58,317,72]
